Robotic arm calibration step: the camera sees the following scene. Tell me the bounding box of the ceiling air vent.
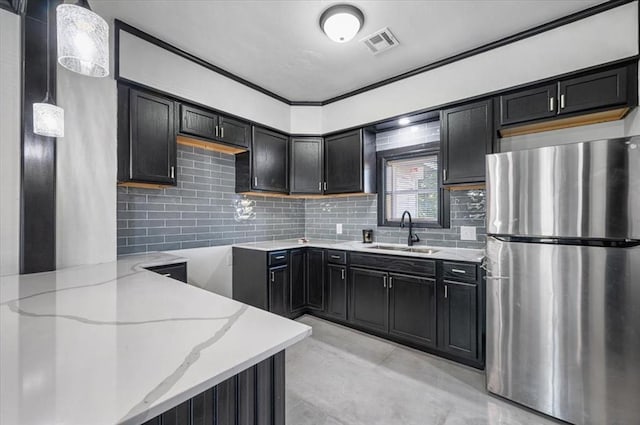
[360,27,399,55]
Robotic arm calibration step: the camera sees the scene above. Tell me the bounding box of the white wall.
[0,10,21,276]
[166,246,233,297]
[119,32,291,133]
[321,2,639,133]
[290,106,323,135]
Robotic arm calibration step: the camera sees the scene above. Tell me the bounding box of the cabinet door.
[220,115,251,148]
[559,67,627,115]
[441,99,493,185]
[289,249,306,317]
[306,248,325,311]
[325,130,362,194]
[440,280,478,361]
[179,104,218,140]
[388,273,436,348]
[130,89,176,184]
[291,137,323,194]
[269,265,288,317]
[326,264,347,321]
[499,84,557,126]
[252,127,289,193]
[349,268,388,333]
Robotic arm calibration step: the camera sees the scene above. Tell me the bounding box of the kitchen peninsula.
[0,253,311,425]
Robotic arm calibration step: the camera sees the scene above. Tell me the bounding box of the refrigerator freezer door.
[486,237,640,425]
[486,138,640,240]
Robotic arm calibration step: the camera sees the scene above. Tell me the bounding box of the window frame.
[376,143,450,229]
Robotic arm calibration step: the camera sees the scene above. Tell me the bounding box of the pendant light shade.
[33,99,65,138]
[57,1,109,78]
[319,4,364,43]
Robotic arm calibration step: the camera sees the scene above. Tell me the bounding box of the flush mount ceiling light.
[319,4,364,43]
[57,0,109,77]
[34,2,64,138]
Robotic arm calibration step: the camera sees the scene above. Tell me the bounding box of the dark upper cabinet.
[251,127,289,193]
[289,249,306,317]
[269,265,288,317]
[558,67,628,115]
[219,115,251,148]
[388,273,436,348]
[439,279,478,361]
[179,104,250,148]
[180,104,218,140]
[324,129,376,194]
[325,264,347,321]
[306,249,325,311]
[118,86,177,185]
[349,267,389,334]
[499,84,557,126]
[291,137,323,194]
[441,99,493,185]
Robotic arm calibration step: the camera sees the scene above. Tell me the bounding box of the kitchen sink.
[365,244,439,255]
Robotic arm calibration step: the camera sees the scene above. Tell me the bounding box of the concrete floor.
[286,315,558,425]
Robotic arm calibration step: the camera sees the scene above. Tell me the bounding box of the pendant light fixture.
[57,0,109,78]
[319,4,364,43]
[33,3,64,138]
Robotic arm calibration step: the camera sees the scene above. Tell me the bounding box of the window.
[378,146,449,228]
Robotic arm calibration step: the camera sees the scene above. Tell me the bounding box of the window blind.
[385,154,439,222]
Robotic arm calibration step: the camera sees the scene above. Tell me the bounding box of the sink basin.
[367,244,411,252]
[365,244,439,255]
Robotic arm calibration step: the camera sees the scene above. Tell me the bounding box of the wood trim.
[499,107,630,137]
[177,135,248,155]
[445,184,486,191]
[238,191,373,200]
[117,182,172,190]
[113,1,633,106]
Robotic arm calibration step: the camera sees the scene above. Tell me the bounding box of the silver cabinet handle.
[389,276,393,289]
[318,182,322,191]
[451,268,466,274]
[341,268,345,280]
[254,176,258,187]
[549,97,555,111]
[331,255,341,259]
[560,94,566,109]
[324,182,327,191]
[270,271,275,282]
[444,285,448,298]
[275,255,285,260]
[221,126,224,138]
[383,275,387,288]
[443,169,447,181]
[170,166,175,179]
[215,125,219,137]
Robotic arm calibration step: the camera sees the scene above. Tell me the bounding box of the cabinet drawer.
[442,261,477,282]
[268,251,289,266]
[349,253,435,277]
[146,262,187,283]
[327,250,346,264]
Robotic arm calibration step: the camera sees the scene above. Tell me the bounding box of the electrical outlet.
[460,226,476,241]
[336,223,343,234]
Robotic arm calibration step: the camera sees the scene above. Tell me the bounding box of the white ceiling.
[94,0,606,102]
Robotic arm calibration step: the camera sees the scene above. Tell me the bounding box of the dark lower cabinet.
[388,273,436,348]
[439,280,478,361]
[306,249,325,311]
[269,265,288,317]
[144,352,285,425]
[289,250,306,317]
[325,264,347,321]
[349,268,388,333]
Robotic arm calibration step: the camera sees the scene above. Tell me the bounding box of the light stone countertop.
[0,252,311,425]
[233,239,485,263]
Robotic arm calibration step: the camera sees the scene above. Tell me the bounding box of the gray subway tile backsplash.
[117,125,487,255]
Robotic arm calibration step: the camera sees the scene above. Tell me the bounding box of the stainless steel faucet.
[400,210,420,246]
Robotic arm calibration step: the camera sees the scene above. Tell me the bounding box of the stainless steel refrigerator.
[485,137,640,425]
